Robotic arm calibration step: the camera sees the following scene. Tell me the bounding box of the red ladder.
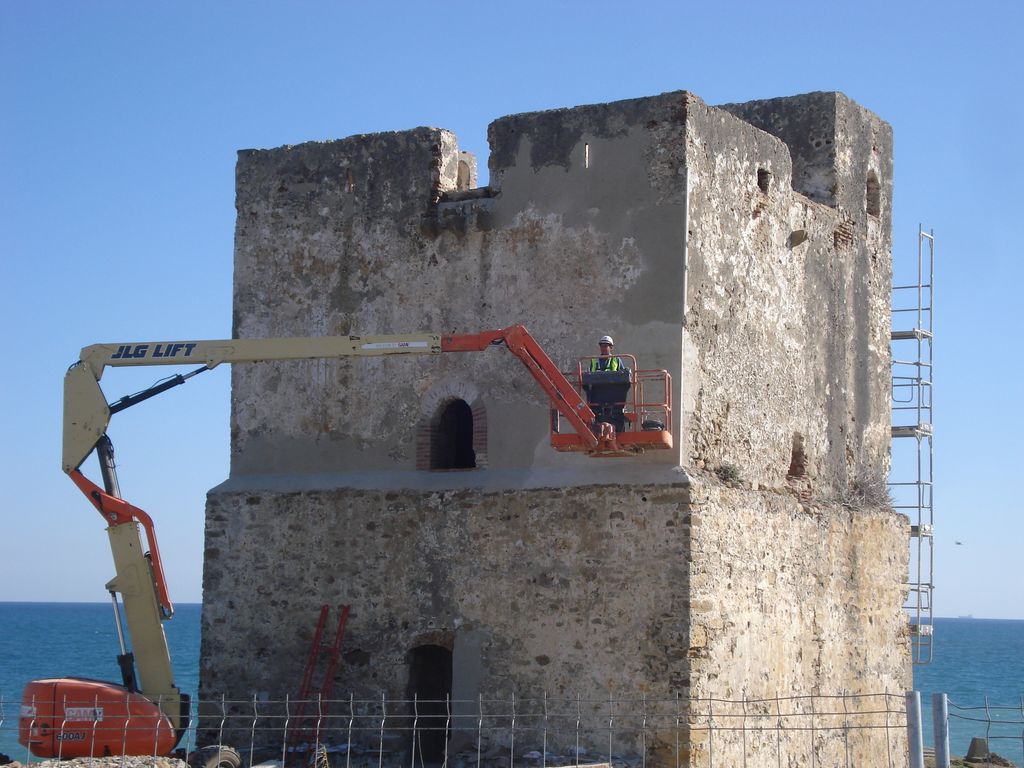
[288,604,350,747]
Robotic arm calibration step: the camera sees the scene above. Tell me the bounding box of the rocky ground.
[923,752,1017,768]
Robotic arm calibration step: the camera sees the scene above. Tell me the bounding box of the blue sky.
[2,1,1021,619]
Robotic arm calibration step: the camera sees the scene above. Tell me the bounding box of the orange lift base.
[20,678,179,758]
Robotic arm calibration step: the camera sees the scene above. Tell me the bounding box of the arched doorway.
[406,644,453,765]
[431,399,476,469]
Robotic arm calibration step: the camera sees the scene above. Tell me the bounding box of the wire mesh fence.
[0,691,909,768]
[943,696,1024,766]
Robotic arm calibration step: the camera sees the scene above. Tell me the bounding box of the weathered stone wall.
[230,93,692,477]
[203,89,907,766]
[200,476,908,762]
[228,90,891,489]
[682,94,893,494]
[713,92,895,493]
[681,482,909,766]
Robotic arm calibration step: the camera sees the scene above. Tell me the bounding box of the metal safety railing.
[566,354,673,434]
[1,691,910,768]
[891,225,936,664]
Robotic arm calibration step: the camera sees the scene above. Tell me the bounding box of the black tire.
[188,745,242,768]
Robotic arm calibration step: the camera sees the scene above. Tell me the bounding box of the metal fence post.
[932,693,950,768]
[906,691,925,768]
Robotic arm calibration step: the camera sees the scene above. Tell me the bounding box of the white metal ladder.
[890,225,935,664]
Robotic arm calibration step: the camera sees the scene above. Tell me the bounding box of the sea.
[1,605,1021,765]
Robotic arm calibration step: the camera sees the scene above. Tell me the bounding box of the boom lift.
[21,325,671,759]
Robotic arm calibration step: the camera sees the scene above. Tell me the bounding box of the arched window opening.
[866,171,881,217]
[757,168,772,194]
[457,160,471,190]
[788,432,807,478]
[432,399,476,470]
[407,645,453,765]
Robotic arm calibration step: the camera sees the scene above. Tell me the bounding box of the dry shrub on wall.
[839,467,894,510]
[715,463,742,485]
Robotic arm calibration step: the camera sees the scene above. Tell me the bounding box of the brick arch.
[416,381,488,470]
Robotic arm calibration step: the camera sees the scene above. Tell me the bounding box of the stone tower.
[200,90,908,766]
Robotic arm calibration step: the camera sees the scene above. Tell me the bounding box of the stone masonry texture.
[202,90,908,766]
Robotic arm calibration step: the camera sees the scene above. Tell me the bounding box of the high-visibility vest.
[590,356,622,372]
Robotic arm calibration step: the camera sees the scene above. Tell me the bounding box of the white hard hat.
[599,335,614,345]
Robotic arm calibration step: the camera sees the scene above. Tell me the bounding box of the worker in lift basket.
[591,335,623,371]
[585,334,629,433]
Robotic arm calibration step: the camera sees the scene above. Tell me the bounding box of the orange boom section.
[21,678,178,758]
[443,325,673,456]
